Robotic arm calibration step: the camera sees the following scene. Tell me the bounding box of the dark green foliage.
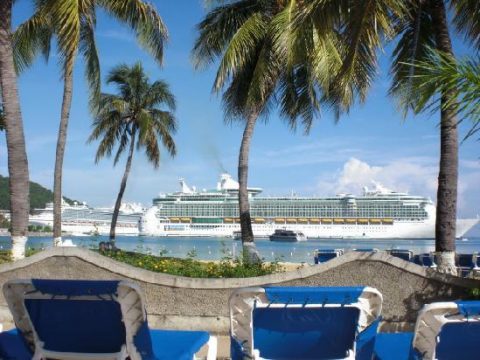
[468,288,480,299]
[0,102,4,131]
[0,248,40,264]
[0,174,78,213]
[99,248,284,278]
[0,214,9,228]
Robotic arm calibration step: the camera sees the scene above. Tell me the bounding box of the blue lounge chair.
[313,249,344,264]
[0,279,216,360]
[413,253,437,268]
[374,301,480,360]
[229,286,383,360]
[354,248,379,253]
[387,249,413,262]
[456,253,475,277]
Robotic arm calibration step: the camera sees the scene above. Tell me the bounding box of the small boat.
[269,229,307,242]
[232,230,242,240]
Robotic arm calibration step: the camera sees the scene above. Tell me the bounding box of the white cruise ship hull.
[139,218,478,239]
[29,219,139,236]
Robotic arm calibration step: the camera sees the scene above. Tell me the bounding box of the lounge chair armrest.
[205,336,217,360]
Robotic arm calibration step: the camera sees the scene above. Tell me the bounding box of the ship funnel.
[218,173,239,191]
[179,178,193,194]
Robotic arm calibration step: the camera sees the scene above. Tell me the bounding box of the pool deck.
[0,247,479,358]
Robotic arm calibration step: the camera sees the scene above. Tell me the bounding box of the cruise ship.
[139,174,479,239]
[29,199,142,236]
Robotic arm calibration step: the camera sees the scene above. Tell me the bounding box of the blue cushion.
[25,298,126,353]
[356,319,380,360]
[32,279,120,297]
[435,321,480,360]
[456,301,480,316]
[0,329,32,360]
[373,332,414,360]
[253,306,360,359]
[149,329,209,360]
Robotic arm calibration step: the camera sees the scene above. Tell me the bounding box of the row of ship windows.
[158,210,428,217]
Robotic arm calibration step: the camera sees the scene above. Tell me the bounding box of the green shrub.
[468,288,480,299]
[99,248,284,278]
[0,248,41,263]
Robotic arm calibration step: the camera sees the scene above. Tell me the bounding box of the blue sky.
[4,1,479,233]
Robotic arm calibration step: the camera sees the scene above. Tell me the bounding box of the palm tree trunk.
[238,111,261,263]
[430,0,458,275]
[109,129,136,243]
[53,64,74,246]
[0,0,30,260]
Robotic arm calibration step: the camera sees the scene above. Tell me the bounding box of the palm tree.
[0,0,30,260]
[14,0,167,246]
[192,0,330,262]
[88,63,176,243]
[295,0,480,274]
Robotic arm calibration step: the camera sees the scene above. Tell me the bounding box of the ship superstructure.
[140,174,479,239]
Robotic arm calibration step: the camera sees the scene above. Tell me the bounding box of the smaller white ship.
[29,198,142,236]
[269,229,307,242]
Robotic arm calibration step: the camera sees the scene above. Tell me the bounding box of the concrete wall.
[0,247,479,334]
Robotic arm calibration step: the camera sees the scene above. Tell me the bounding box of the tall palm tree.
[14,0,167,246]
[88,63,176,243]
[0,0,30,260]
[295,0,480,274]
[192,0,332,262]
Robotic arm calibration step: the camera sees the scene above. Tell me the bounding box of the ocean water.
[0,235,479,263]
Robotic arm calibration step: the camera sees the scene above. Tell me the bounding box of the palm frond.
[13,11,52,73]
[80,11,101,104]
[213,12,268,91]
[192,0,261,69]
[102,0,167,64]
[44,0,81,71]
[452,0,480,50]
[390,1,435,114]
[405,49,480,141]
[113,129,131,165]
[145,80,176,110]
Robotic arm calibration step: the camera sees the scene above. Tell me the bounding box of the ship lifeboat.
[170,217,180,223]
[286,218,297,223]
[345,218,356,224]
[180,218,191,223]
[357,219,369,224]
[235,218,241,223]
[275,218,285,224]
[298,218,308,223]
[309,218,321,224]
[254,218,265,224]
[321,218,333,224]
[382,218,394,225]
[224,218,233,223]
[333,218,344,224]
[370,219,381,224]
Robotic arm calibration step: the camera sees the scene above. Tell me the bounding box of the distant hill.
[0,175,78,213]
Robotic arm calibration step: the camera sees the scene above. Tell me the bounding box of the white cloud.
[315,157,479,218]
